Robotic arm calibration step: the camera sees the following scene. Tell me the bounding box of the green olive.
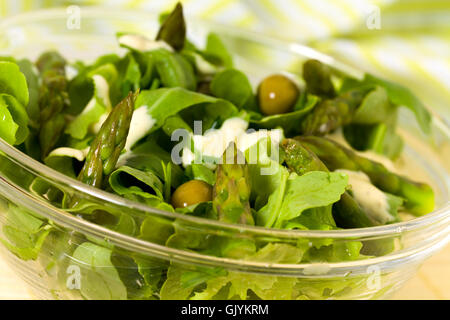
[257,74,299,116]
[171,180,213,208]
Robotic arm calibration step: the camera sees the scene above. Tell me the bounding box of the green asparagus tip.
[213,142,254,225]
[156,2,186,51]
[77,91,138,189]
[303,59,336,98]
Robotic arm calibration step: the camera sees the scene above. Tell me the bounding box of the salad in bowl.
[0,3,447,300]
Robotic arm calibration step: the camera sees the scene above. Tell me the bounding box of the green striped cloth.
[1,0,449,121]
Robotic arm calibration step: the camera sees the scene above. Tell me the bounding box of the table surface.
[0,244,448,300]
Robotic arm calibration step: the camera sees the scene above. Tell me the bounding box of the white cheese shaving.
[118,34,173,52]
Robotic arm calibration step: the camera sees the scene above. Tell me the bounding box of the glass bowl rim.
[0,8,449,273]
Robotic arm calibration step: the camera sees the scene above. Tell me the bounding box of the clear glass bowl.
[0,8,448,300]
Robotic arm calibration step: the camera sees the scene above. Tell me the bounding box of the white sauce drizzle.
[336,169,394,224]
[48,147,90,162]
[124,105,156,152]
[181,117,283,169]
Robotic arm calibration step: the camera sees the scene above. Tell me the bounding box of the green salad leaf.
[250,93,319,134]
[272,171,348,228]
[71,242,128,300]
[16,59,40,125]
[65,66,116,140]
[161,243,305,300]
[116,139,185,188]
[0,61,29,106]
[339,83,404,159]
[343,112,404,159]
[204,33,233,68]
[352,86,392,124]
[0,61,30,145]
[341,73,432,134]
[109,165,164,200]
[139,215,175,245]
[129,87,238,148]
[364,74,431,133]
[0,94,29,145]
[184,164,216,185]
[110,253,154,300]
[210,68,253,108]
[117,53,141,97]
[0,204,51,261]
[150,49,196,90]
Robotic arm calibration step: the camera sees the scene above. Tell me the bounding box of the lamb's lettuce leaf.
[149,49,196,90]
[250,93,319,134]
[29,178,66,207]
[364,74,431,133]
[184,164,215,186]
[67,74,95,115]
[16,59,39,126]
[44,147,88,178]
[0,94,29,145]
[341,73,431,134]
[43,136,92,177]
[210,68,253,109]
[110,253,154,300]
[352,86,392,124]
[65,65,117,140]
[138,215,175,245]
[0,61,30,145]
[338,82,405,159]
[116,139,185,188]
[109,166,164,200]
[65,97,107,140]
[117,53,141,97]
[67,56,120,115]
[175,201,216,219]
[131,87,238,142]
[204,33,233,68]
[0,204,51,261]
[130,50,157,89]
[71,242,127,300]
[344,107,404,159]
[0,61,29,107]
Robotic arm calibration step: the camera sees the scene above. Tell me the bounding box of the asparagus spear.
[77,91,138,189]
[156,2,186,51]
[36,51,70,158]
[300,88,369,136]
[303,59,336,98]
[213,143,254,225]
[296,135,435,216]
[280,138,375,228]
[281,138,328,174]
